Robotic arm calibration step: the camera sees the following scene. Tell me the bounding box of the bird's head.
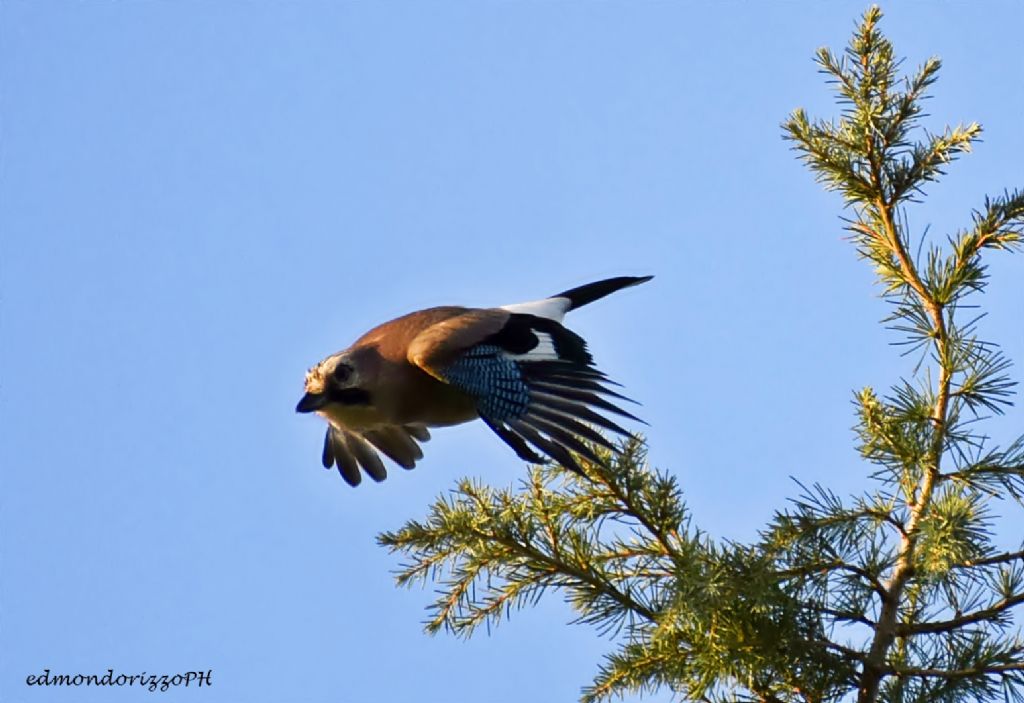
[295,352,372,414]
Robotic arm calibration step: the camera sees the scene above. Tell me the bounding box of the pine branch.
[956,549,1024,570]
[888,662,1024,678]
[776,560,890,599]
[897,591,1024,636]
[807,603,878,627]
[784,7,1022,702]
[378,440,686,639]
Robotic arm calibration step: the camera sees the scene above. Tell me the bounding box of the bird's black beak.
[295,391,328,413]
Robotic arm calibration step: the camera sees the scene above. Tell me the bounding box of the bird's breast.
[389,371,479,427]
[318,365,478,431]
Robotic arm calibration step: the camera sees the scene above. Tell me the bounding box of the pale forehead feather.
[304,352,346,393]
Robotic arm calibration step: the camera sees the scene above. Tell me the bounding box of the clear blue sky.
[2,2,1022,702]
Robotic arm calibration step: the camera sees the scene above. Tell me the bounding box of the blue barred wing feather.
[436,313,643,474]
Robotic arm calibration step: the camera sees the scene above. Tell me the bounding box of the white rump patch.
[506,332,560,362]
[500,296,572,322]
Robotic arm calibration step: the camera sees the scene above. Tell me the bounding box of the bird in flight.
[296,275,651,486]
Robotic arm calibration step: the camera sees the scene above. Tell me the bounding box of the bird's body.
[297,276,651,486]
[317,306,480,430]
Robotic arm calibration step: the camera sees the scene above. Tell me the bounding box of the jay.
[296,276,651,486]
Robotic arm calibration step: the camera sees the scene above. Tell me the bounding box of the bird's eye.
[332,363,353,384]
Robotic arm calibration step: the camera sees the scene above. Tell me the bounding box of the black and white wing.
[408,308,643,475]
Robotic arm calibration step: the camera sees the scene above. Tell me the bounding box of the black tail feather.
[553,275,653,311]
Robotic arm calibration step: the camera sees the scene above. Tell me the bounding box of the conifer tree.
[380,8,1024,702]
